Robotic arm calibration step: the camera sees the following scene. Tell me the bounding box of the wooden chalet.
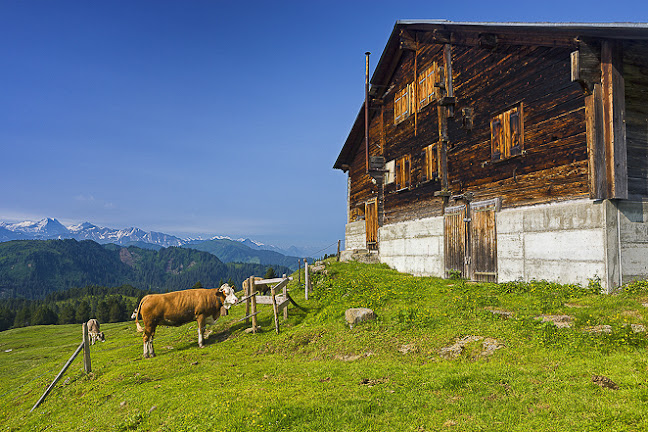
[334,21,648,291]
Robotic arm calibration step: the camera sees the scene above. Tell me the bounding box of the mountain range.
[0,218,317,257]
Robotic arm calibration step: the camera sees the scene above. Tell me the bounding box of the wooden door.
[365,199,378,250]
[444,199,499,281]
[444,204,468,278]
[470,200,498,282]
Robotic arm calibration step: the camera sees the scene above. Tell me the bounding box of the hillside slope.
[0,240,289,299]
[183,238,302,271]
[2,261,648,431]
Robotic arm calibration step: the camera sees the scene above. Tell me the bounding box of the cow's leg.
[197,315,206,348]
[143,324,156,358]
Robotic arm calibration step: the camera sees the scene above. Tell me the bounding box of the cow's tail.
[134,297,147,332]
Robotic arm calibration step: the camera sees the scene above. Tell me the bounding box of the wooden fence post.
[304,259,309,301]
[251,276,258,333]
[245,277,251,325]
[271,285,280,334]
[82,322,91,374]
[282,274,288,320]
[337,240,341,262]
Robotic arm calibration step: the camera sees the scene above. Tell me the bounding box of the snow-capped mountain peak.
[0,217,320,256]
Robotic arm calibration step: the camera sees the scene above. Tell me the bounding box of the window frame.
[395,154,411,190]
[421,144,438,182]
[490,103,524,161]
[418,62,440,109]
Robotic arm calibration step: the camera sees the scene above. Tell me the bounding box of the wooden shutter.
[395,159,402,189]
[509,104,523,156]
[403,155,411,188]
[491,117,503,161]
[420,149,428,182]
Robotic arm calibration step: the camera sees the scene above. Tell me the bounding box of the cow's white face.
[219,283,238,309]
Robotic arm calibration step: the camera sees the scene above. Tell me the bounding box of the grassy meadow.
[2,261,648,431]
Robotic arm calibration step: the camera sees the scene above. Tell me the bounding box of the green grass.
[2,261,648,431]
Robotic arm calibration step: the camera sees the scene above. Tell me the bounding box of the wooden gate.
[444,199,499,281]
[365,199,378,250]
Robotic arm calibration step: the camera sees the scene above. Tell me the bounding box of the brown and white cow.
[133,284,238,358]
[86,319,105,344]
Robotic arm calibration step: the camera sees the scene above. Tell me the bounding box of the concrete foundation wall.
[343,199,648,291]
[345,221,366,251]
[618,200,648,284]
[378,216,445,277]
[497,199,609,289]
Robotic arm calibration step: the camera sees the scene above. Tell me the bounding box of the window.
[394,82,414,124]
[491,103,524,161]
[421,144,438,182]
[418,62,441,108]
[395,155,411,189]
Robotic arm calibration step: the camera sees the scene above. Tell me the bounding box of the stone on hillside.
[310,264,326,273]
[586,325,613,334]
[536,314,573,328]
[345,308,376,329]
[631,324,646,333]
[439,335,504,360]
[485,308,514,318]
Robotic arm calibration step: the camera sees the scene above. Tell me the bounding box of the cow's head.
[219,283,238,309]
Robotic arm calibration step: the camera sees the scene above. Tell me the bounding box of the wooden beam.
[586,83,606,199]
[601,40,628,199]
[399,29,417,51]
[443,44,455,117]
[478,33,498,49]
[571,39,601,93]
[255,277,292,285]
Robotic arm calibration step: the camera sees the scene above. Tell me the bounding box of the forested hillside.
[183,238,302,271]
[0,239,289,299]
[0,284,150,332]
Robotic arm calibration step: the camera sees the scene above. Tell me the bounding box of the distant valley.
[0,239,292,300]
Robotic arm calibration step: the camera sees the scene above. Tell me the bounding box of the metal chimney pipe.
[365,52,371,174]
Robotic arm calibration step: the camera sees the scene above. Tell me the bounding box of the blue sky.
[1,0,645,250]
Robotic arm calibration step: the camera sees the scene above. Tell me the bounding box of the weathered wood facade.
[335,21,648,291]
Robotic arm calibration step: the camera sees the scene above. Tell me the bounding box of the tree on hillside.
[13,306,32,328]
[0,307,15,332]
[32,305,58,325]
[264,267,276,279]
[96,300,110,323]
[76,300,91,323]
[192,281,203,289]
[107,296,127,322]
[58,303,76,324]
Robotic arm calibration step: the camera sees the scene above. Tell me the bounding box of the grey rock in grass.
[586,325,613,334]
[536,314,573,328]
[345,308,376,329]
[439,335,504,360]
[485,308,514,318]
